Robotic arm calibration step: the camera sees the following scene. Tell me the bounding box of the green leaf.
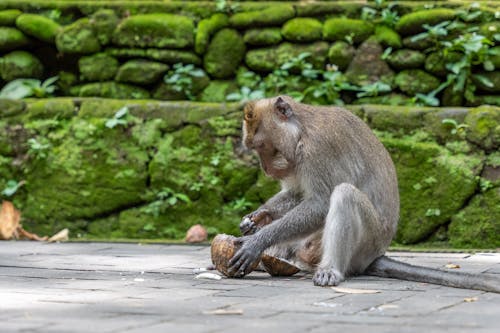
[114,106,129,119]
[472,74,494,88]
[0,79,37,99]
[1,180,21,197]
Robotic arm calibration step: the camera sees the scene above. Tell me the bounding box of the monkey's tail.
[365,255,500,293]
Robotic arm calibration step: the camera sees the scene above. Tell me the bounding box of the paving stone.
[0,241,498,333]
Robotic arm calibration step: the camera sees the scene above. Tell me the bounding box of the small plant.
[425,208,441,217]
[223,198,253,214]
[0,76,58,99]
[304,71,356,105]
[142,188,191,218]
[356,82,392,98]
[226,86,265,102]
[441,118,469,138]
[411,21,451,46]
[215,0,240,14]
[164,63,206,100]
[105,107,130,129]
[478,177,493,192]
[361,0,400,28]
[1,180,24,197]
[27,137,51,160]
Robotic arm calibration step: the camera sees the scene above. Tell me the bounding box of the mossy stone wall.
[0,1,498,106]
[0,98,498,248]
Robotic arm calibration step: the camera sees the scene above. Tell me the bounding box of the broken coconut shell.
[210,234,259,277]
[261,254,300,277]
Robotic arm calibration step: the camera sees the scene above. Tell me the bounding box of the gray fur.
[229,96,500,293]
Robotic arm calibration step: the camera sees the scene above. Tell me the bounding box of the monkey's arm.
[230,197,327,275]
[240,190,301,235]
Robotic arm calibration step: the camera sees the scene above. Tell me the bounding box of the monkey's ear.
[274,97,293,121]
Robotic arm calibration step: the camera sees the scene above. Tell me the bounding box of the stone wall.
[0,98,498,248]
[0,1,499,106]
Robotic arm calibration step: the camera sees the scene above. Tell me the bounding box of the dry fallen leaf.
[0,201,21,240]
[185,224,208,243]
[331,286,381,294]
[203,308,244,315]
[445,263,461,269]
[464,297,478,303]
[47,228,69,243]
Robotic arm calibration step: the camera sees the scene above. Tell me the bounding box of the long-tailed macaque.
[229,96,500,293]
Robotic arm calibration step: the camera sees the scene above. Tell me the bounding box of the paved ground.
[0,241,499,333]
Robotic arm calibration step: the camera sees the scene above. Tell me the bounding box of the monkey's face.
[242,97,298,179]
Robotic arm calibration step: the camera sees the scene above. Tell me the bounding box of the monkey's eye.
[244,111,253,121]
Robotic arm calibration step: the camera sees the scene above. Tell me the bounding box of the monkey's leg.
[313,183,387,286]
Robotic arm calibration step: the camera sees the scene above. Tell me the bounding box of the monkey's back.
[294,103,400,236]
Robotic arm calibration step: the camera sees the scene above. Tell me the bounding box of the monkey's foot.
[313,268,344,286]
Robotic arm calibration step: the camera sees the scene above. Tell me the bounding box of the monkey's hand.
[228,235,263,277]
[240,209,273,235]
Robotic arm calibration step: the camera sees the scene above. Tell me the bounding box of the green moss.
[0,27,29,51]
[363,105,433,133]
[0,50,43,81]
[204,28,245,79]
[472,71,500,93]
[468,95,500,107]
[229,4,295,29]
[194,13,228,55]
[327,41,355,71]
[22,117,150,228]
[89,9,119,46]
[71,82,150,99]
[0,98,25,118]
[56,71,78,96]
[395,69,440,96]
[282,18,322,43]
[0,9,22,26]
[56,18,100,54]
[295,2,362,18]
[243,28,282,47]
[425,52,462,77]
[145,49,201,65]
[387,49,425,70]
[423,107,468,142]
[112,13,194,49]
[354,93,412,106]
[441,85,463,107]
[78,53,119,82]
[448,188,500,248]
[402,34,433,50]
[396,9,456,36]
[323,18,373,44]
[15,14,60,43]
[200,80,238,103]
[464,105,500,151]
[383,137,482,244]
[245,41,328,73]
[23,98,74,121]
[375,26,402,48]
[115,59,168,85]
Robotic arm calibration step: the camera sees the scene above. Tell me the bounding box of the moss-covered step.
[282,17,322,43]
[0,50,43,81]
[243,28,282,47]
[112,13,194,49]
[115,59,169,85]
[0,27,29,51]
[56,18,100,54]
[396,9,456,36]
[106,48,201,66]
[383,137,482,244]
[464,105,500,151]
[448,187,500,248]
[15,13,60,43]
[245,41,328,73]
[229,4,295,29]
[70,82,150,99]
[0,9,22,26]
[195,13,228,55]
[78,53,119,82]
[203,28,245,79]
[323,18,373,44]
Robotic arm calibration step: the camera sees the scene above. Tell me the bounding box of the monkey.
[228,95,500,293]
